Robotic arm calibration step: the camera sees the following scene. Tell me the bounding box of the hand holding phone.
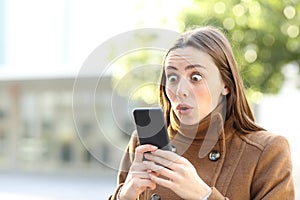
[133,107,172,151]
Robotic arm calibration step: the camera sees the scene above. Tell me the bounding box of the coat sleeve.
[108,131,139,200]
[251,135,295,199]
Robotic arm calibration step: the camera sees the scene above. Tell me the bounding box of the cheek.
[193,85,214,107]
[208,85,223,105]
[194,89,211,105]
[206,77,224,99]
[165,87,176,103]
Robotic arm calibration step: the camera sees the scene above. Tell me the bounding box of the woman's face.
[164,46,228,125]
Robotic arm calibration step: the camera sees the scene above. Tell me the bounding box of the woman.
[109,26,294,199]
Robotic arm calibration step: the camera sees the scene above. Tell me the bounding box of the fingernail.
[143,160,150,164]
[152,146,158,150]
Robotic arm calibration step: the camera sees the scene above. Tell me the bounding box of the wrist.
[117,187,132,200]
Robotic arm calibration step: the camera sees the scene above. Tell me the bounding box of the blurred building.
[0,75,134,174]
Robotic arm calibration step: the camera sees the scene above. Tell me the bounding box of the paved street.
[0,168,299,199]
[0,171,117,200]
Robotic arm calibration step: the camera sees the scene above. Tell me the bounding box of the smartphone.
[132,107,172,151]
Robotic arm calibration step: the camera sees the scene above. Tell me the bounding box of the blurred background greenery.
[113,0,300,104]
[180,0,300,99]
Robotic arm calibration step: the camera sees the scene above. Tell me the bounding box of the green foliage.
[111,49,164,105]
[178,0,300,97]
[110,0,299,105]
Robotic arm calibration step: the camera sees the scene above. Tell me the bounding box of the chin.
[179,117,200,126]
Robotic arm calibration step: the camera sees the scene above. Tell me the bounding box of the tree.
[178,0,300,99]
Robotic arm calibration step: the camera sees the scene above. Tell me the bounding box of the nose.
[176,78,190,98]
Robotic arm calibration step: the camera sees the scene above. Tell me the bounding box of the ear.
[222,86,229,95]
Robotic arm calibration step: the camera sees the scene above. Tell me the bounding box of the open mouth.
[180,107,189,111]
[176,104,192,114]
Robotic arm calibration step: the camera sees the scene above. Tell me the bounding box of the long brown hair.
[159,26,264,133]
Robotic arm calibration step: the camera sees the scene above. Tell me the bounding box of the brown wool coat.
[109,114,295,200]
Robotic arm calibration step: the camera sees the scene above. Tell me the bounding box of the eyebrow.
[166,64,207,71]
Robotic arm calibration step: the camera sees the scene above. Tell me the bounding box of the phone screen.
[133,107,171,150]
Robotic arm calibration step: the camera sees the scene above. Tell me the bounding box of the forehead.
[165,46,215,68]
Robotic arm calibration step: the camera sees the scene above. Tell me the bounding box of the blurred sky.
[0,0,193,79]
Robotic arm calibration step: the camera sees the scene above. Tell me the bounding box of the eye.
[167,74,178,83]
[191,73,203,82]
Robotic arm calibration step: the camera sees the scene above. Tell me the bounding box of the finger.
[132,178,157,191]
[145,180,157,190]
[148,173,173,189]
[143,161,176,180]
[151,149,183,164]
[143,161,165,172]
[134,145,158,162]
[144,152,177,170]
[149,171,160,177]
[129,171,149,179]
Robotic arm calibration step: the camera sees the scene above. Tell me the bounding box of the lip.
[176,103,193,115]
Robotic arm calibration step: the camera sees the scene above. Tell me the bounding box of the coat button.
[170,145,176,153]
[209,150,221,161]
[150,193,161,200]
